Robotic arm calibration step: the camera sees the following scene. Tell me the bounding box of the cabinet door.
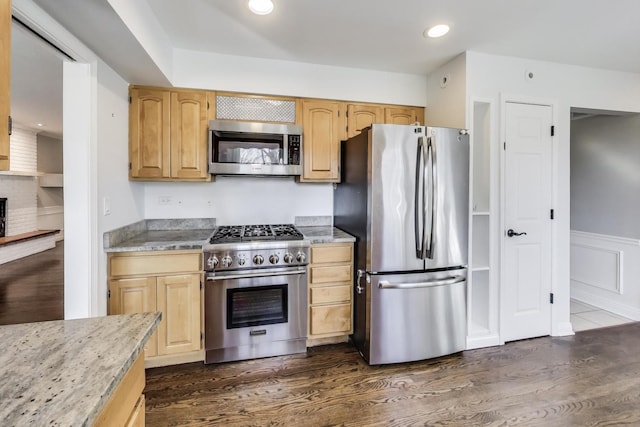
[0,0,10,171]
[384,107,422,125]
[170,90,209,179]
[156,273,201,355]
[347,104,383,138]
[108,277,158,357]
[310,304,352,335]
[129,88,171,179]
[301,99,345,182]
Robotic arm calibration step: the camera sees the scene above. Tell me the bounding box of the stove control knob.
[283,253,294,264]
[253,254,264,265]
[269,254,279,264]
[207,256,219,269]
[221,255,233,268]
[237,257,246,266]
[296,252,306,263]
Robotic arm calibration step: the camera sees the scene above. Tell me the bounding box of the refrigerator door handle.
[414,136,426,258]
[378,275,466,289]
[425,136,437,259]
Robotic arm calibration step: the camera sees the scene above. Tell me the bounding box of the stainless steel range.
[203,224,309,364]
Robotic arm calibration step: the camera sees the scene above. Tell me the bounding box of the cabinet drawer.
[110,252,201,277]
[310,285,351,304]
[311,244,352,264]
[310,264,352,284]
[310,303,352,335]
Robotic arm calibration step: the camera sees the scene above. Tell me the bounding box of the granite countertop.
[104,218,355,251]
[104,218,215,253]
[105,229,214,252]
[298,226,356,244]
[0,312,161,426]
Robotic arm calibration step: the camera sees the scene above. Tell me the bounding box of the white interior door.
[502,102,553,342]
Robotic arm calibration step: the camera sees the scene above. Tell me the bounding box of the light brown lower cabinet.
[93,352,145,427]
[108,250,203,367]
[307,242,354,345]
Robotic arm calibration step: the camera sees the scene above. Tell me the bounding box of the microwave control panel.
[288,135,301,165]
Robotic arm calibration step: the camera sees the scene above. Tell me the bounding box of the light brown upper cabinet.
[129,86,211,181]
[385,106,424,125]
[0,0,11,171]
[301,99,345,182]
[346,103,383,139]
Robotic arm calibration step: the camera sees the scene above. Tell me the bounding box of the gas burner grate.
[209,224,304,243]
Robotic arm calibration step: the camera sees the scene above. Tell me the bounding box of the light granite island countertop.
[0,312,161,426]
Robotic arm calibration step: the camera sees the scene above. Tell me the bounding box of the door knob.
[507,229,527,237]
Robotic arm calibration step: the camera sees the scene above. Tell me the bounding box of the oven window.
[227,284,288,329]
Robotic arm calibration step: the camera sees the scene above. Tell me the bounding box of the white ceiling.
[144,0,640,75]
[12,0,640,140]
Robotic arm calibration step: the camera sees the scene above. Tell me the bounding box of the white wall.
[172,49,427,107]
[571,114,640,239]
[425,53,466,128]
[96,62,145,315]
[1,126,38,236]
[466,51,640,336]
[144,178,331,224]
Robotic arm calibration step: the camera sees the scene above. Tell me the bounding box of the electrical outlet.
[158,196,173,206]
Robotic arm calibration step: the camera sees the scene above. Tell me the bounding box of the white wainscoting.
[570,230,640,321]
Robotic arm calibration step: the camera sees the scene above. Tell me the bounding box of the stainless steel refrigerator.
[334,124,469,365]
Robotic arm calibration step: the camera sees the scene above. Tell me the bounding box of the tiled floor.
[571,299,634,332]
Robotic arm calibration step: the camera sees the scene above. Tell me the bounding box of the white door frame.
[499,93,560,343]
[14,0,101,318]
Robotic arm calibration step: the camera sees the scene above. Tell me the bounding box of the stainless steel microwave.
[208,120,302,177]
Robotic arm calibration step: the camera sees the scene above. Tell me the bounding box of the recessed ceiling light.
[425,24,450,38]
[248,0,274,15]
[36,123,45,127]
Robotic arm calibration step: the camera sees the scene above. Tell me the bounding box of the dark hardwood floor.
[0,242,64,325]
[145,323,640,426]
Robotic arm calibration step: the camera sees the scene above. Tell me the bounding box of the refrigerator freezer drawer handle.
[378,275,465,289]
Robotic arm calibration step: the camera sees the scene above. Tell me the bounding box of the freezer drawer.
[365,269,467,365]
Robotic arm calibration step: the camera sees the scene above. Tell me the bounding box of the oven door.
[204,267,308,363]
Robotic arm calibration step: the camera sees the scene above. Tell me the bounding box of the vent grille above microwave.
[216,96,296,123]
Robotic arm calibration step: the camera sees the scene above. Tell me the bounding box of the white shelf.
[472,211,490,216]
[39,173,64,188]
[0,170,42,177]
[471,266,490,272]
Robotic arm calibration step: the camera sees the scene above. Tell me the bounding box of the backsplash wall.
[143,177,333,225]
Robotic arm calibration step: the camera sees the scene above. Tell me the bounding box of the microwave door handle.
[414,136,426,259]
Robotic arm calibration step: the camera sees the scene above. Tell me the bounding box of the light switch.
[103,197,111,216]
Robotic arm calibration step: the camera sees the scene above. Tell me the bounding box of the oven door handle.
[205,269,306,281]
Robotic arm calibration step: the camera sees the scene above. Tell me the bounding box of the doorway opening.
[0,19,65,324]
[569,107,640,330]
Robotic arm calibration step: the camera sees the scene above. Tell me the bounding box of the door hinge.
[503,142,506,150]
[200,332,204,341]
[550,293,554,304]
[550,209,555,220]
[128,162,132,170]
[8,116,12,135]
[551,125,555,136]
[207,101,210,110]
[129,96,132,104]
[200,281,203,290]
[107,290,111,298]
